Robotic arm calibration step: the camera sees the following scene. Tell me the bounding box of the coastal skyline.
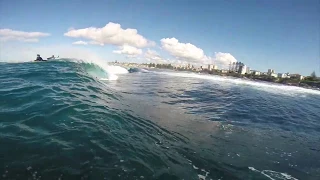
[0,0,319,76]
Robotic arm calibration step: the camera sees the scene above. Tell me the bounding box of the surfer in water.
[35,54,44,61]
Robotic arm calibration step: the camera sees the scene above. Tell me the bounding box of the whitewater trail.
[156,71,320,96]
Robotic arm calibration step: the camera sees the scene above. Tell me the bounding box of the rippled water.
[1,60,320,180]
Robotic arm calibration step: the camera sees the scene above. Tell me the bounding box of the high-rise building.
[207,64,218,71]
[235,62,240,72]
[252,71,261,76]
[246,67,251,74]
[268,69,275,74]
[239,65,247,74]
[231,62,236,72]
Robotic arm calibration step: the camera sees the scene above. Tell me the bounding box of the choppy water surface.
[0,60,320,180]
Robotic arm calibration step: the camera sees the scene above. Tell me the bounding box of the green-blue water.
[1,59,320,180]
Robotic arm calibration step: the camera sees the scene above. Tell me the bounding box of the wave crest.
[67,58,128,80]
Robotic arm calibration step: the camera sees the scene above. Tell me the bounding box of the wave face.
[1,63,320,180]
[62,58,128,80]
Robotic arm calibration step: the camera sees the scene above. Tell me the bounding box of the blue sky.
[0,0,319,76]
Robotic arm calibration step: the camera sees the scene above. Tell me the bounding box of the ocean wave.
[61,58,129,80]
[2,58,129,81]
[1,61,319,180]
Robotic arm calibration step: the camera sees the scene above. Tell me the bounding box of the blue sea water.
[0,59,320,180]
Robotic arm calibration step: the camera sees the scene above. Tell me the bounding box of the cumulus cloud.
[160,37,209,63]
[144,49,169,63]
[145,49,162,61]
[72,40,88,45]
[160,37,237,68]
[64,22,154,48]
[88,41,104,46]
[113,45,142,57]
[0,28,50,42]
[213,52,237,69]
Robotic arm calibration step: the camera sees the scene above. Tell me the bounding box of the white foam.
[197,168,210,180]
[248,167,260,172]
[106,65,129,75]
[157,71,320,96]
[100,77,118,81]
[64,58,128,80]
[141,68,149,73]
[198,174,206,180]
[248,167,298,180]
[261,170,298,180]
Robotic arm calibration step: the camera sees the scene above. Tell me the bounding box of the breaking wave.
[2,58,129,80]
[59,58,128,80]
[157,71,320,96]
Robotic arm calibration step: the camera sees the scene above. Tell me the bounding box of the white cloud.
[113,44,142,57]
[145,49,162,61]
[64,22,154,48]
[72,40,88,45]
[160,37,237,68]
[144,49,169,63]
[213,52,237,69]
[89,41,104,46]
[0,28,50,42]
[160,37,209,63]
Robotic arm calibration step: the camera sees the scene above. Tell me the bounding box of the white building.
[278,73,289,78]
[270,73,278,78]
[268,69,275,74]
[290,74,304,80]
[246,67,251,74]
[252,71,261,76]
[221,69,229,73]
[285,73,290,78]
[230,62,236,72]
[230,62,245,73]
[208,64,218,71]
[239,65,247,74]
[201,65,207,70]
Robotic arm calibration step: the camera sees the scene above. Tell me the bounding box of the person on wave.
[35,54,44,61]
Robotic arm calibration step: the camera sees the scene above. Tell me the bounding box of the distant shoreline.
[113,62,320,92]
[169,68,320,91]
